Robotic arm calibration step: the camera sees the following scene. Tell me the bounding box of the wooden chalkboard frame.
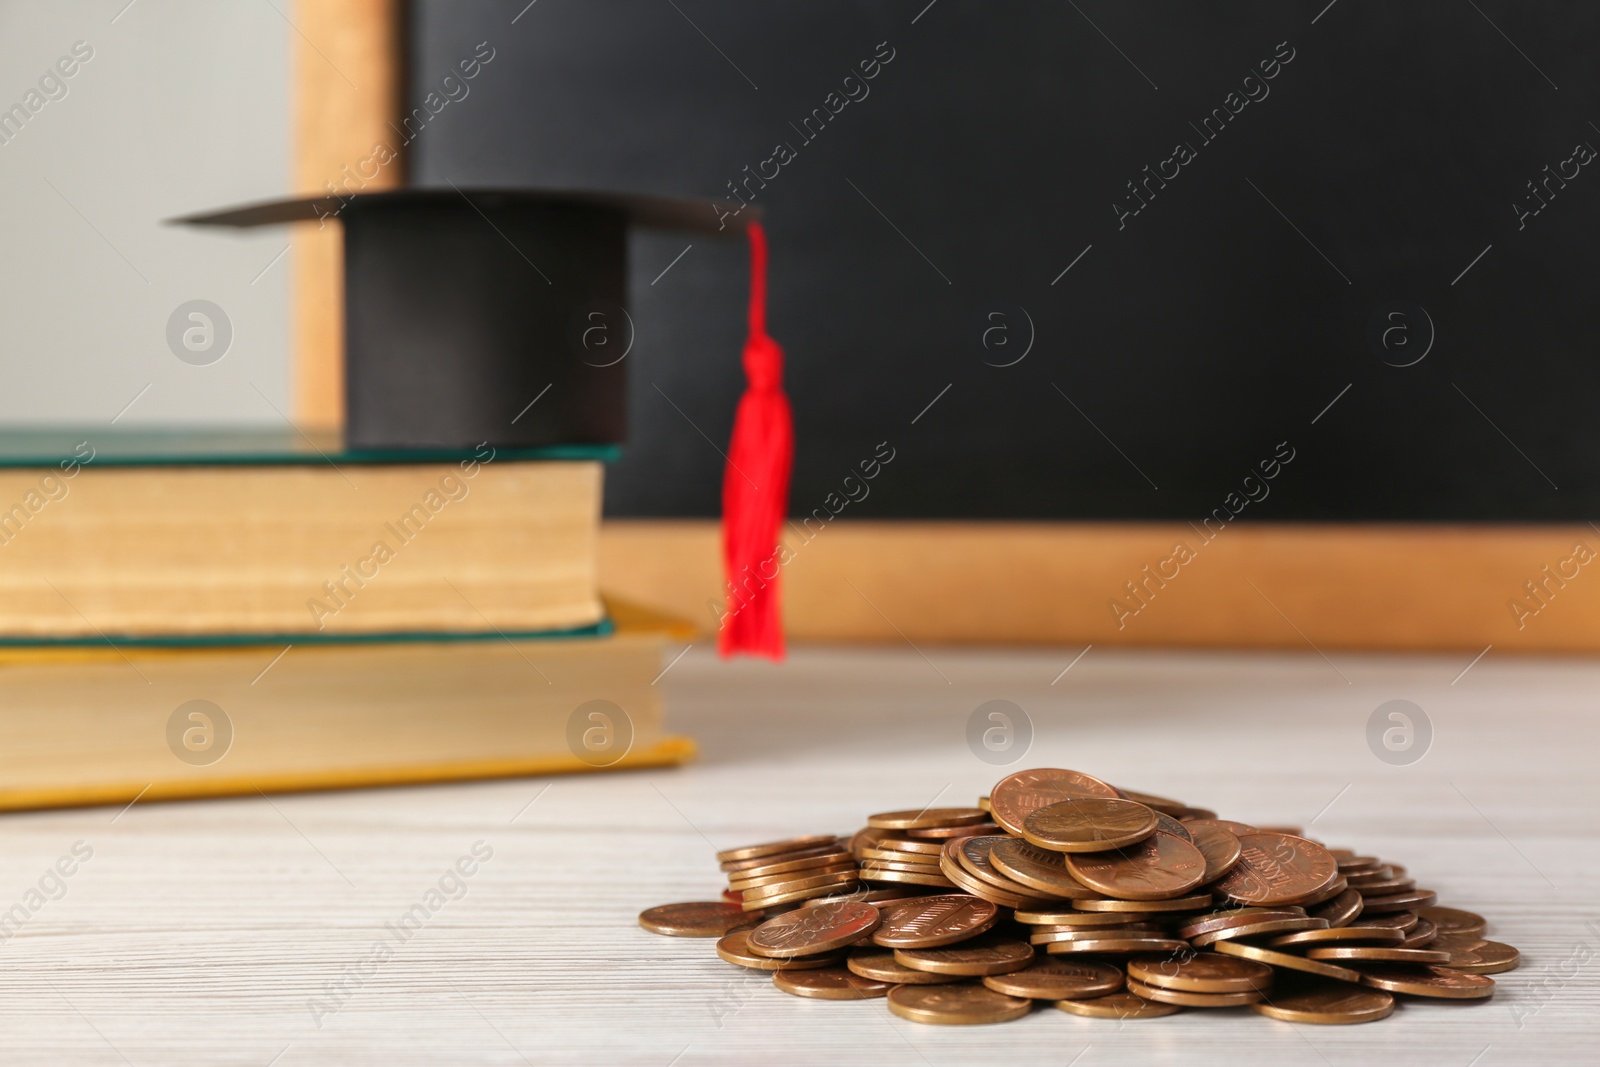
[287,2,1600,652]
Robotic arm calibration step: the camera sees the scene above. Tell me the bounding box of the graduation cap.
[175,187,791,660]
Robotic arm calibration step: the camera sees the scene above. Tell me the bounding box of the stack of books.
[0,428,693,811]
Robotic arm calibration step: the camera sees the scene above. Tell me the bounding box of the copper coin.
[1191,916,1329,947]
[867,807,990,831]
[984,958,1124,1000]
[740,869,861,903]
[1187,821,1243,882]
[1170,806,1219,821]
[1129,953,1274,993]
[1306,946,1452,964]
[1213,939,1363,983]
[716,929,841,971]
[1045,938,1190,956]
[1416,906,1487,937]
[858,858,945,875]
[1268,925,1406,948]
[1254,825,1304,836]
[1022,798,1159,853]
[1074,893,1212,913]
[905,822,1003,840]
[1066,832,1208,901]
[717,835,838,863]
[989,768,1120,836]
[1335,853,1382,872]
[637,901,749,937]
[887,983,1034,1025]
[1309,888,1365,928]
[726,848,852,880]
[1127,978,1263,1008]
[1359,964,1496,999]
[743,880,868,912]
[862,867,957,888]
[938,849,1059,909]
[1015,908,1161,926]
[1116,788,1189,816]
[803,886,934,909]
[872,894,999,949]
[873,838,945,856]
[1399,917,1438,948]
[956,837,1057,896]
[859,847,945,864]
[847,946,964,985]
[729,862,858,891]
[978,795,991,812]
[1177,907,1306,940]
[1211,833,1340,907]
[1056,991,1181,1019]
[1183,817,1259,836]
[1030,926,1160,945]
[747,899,881,957]
[1358,910,1417,932]
[1429,935,1520,974]
[721,842,845,872]
[773,966,891,999]
[894,936,1036,976]
[1150,811,1194,842]
[1353,875,1417,897]
[1360,888,1437,914]
[1251,980,1396,1024]
[988,838,1101,898]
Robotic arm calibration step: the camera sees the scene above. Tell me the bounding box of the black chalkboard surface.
[406,0,1600,521]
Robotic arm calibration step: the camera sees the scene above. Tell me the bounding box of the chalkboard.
[407,0,1600,521]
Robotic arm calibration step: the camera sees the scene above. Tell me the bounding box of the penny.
[1191,916,1329,947]
[1352,875,1416,897]
[1335,854,1382,872]
[1177,907,1307,940]
[740,870,861,905]
[1151,811,1194,842]
[1269,925,1406,948]
[1359,965,1496,999]
[1184,817,1259,836]
[1301,876,1351,908]
[1359,888,1438,914]
[1030,926,1160,944]
[858,858,946,875]
[1171,806,1219,821]
[873,838,945,856]
[978,795,991,812]
[716,929,841,971]
[871,894,999,949]
[1015,909,1161,926]
[989,768,1120,837]
[847,947,964,985]
[956,837,1058,897]
[801,887,929,908]
[1360,911,1419,933]
[1045,938,1190,956]
[1056,990,1181,1019]
[1251,980,1396,1024]
[1431,935,1520,974]
[906,822,1003,840]
[1127,978,1264,1008]
[1117,788,1189,816]
[1022,798,1159,853]
[1187,821,1244,882]
[861,867,957,888]
[722,843,845,873]
[1398,917,1438,948]
[983,959,1125,1000]
[1211,833,1340,907]
[1306,946,1453,964]
[1343,865,1395,884]
[773,967,892,999]
[1255,825,1305,836]
[729,863,858,891]
[717,835,838,864]
[1129,954,1275,994]
[743,881,868,912]
[726,850,853,881]
[938,849,1060,909]
[1213,939,1363,983]
[894,936,1036,976]
[638,901,749,937]
[868,807,990,831]
[1416,906,1488,937]
[1309,888,1365,928]
[747,900,881,958]
[1074,893,1212,913]
[989,838,1102,898]
[1066,832,1208,901]
[887,983,1033,1025]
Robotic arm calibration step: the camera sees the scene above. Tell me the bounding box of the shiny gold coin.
[1359,964,1496,999]
[989,768,1120,837]
[988,838,1102,898]
[1016,908,1161,926]
[1211,833,1340,907]
[1359,888,1437,914]
[1268,925,1407,948]
[1430,935,1520,974]
[1065,832,1208,901]
[887,982,1034,1025]
[1074,893,1212,913]
[871,894,999,949]
[861,867,957,889]
[773,966,891,999]
[716,929,841,971]
[1187,821,1244,882]
[982,959,1125,1000]
[847,947,964,985]
[1030,926,1160,945]
[747,899,881,957]
[1045,937,1190,956]
[1056,990,1181,1019]
[1416,906,1488,937]
[1308,888,1365,928]
[1128,953,1274,993]
[1251,980,1396,1024]
[1021,798,1159,853]
[867,807,990,831]
[716,835,838,864]
[638,901,749,937]
[1127,978,1264,1008]
[1116,788,1189,816]
[1191,916,1328,947]
[1213,939,1362,983]
[893,936,1036,976]
[1306,946,1452,964]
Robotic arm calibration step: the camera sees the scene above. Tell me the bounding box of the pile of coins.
[639,767,1520,1025]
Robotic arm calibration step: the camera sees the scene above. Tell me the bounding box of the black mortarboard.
[173,187,751,450]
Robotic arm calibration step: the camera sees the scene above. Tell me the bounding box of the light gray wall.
[0,0,289,426]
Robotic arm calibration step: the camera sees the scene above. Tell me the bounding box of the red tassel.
[720,222,793,659]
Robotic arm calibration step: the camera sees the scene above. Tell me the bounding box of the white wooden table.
[2,645,1597,1065]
